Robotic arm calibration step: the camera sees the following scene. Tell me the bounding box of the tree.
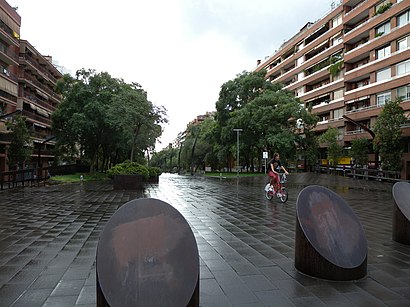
[373,99,406,171]
[350,138,370,167]
[319,127,343,166]
[52,69,167,172]
[108,82,167,162]
[215,70,318,170]
[5,115,32,169]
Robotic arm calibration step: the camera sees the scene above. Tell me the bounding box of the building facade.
[255,0,410,179]
[0,0,62,171]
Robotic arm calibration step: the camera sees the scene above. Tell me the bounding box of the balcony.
[345,19,410,62]
[22,110,52,127]
[299,78,345,101]
[0,45,18,65]
[0,26,19,47]
[18,72,61,102]
[19,55,58,84]
[344,0,370,24]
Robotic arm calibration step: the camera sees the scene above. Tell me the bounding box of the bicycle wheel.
[265,190,273,200]
[278,188,288,203]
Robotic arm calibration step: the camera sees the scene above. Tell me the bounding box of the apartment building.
[0,0,62,171]
[255,0,410,179]
[18,40,62,169]
[0,0,20,171]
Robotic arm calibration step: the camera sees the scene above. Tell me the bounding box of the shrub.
[147,166,162,177]
[107,161,149,179]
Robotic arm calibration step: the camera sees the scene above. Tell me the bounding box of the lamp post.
[233,128,243,177]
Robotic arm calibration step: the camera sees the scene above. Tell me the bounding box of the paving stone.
[0,173,409,306]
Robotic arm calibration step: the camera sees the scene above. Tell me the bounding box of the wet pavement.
[0,172,409,306]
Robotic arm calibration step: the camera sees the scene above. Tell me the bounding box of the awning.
[306,93,330,102]
[36,89,48,99]
[36,107,49,117]
[33,122,47,129]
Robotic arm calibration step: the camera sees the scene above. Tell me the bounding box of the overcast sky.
[8,0,334,150]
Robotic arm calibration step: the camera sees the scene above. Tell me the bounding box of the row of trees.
[151,70,407,173]
[151,70,319,173]
[4,68,406,174]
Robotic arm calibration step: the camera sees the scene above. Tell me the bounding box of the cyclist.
[267,152,289,193]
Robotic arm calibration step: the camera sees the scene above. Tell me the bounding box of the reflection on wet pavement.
[0,172,409,306]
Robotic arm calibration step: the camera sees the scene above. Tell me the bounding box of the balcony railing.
[0,45,19,62]
[345,23,404,56]
[20,54,58,84]
[299,78,344,98]
[21,94,54,112]
[345,104,377,114]
[19,72,61,101]
[345,0,369,17]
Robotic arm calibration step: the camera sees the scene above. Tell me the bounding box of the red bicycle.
[264,173,288,203]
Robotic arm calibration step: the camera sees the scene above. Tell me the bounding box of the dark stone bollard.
[295,185,367,281]
[113,174,143,190]
[96,198,199,307]
[392,182,410,245]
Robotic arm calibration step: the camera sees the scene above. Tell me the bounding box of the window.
[297,56,304,66]
[376,45,391,59]
[398,10,410,27]
[397,85,410,101]
[397,59,410,76]
[332,35,343,45]
[376,22,390,36]
[296,86,304,96]
[398,36,410,51]
[377,92,391,106]
[376,67,391,81]
[333,108,344,119]
[333,14,342,28]
[333,89,344,100]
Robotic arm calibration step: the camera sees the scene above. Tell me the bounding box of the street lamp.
[233,128,243,177]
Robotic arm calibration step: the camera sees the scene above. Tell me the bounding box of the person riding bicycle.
[268,153,289,193]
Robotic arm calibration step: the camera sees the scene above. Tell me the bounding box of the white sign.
[263,152,268,159]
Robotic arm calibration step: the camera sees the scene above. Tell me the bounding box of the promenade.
[0,172,409,306]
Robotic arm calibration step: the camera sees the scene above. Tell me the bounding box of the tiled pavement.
[0,172,409,306]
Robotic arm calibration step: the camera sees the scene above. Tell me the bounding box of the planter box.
[113,174,143,190]
[146,175,159,183]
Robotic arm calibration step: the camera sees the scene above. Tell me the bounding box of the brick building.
[255,0,410,179]
[0,0,62,171]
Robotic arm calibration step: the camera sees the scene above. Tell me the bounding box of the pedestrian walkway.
[0,173,409,306]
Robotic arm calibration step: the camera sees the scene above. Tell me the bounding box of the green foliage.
[319,127,343,165]
[51,172,108,183]
[5,115,32,169]
[375,2,392,15]
[350,138,370,166]
[106,161,149,179]
[52,69,167,172]
[153,70,318,173]
[329,60,343,77]
[147,166,162,177]
[214,70,318,169]
[373,99,405,170]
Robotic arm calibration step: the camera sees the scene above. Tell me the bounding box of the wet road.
[0,172,409,306]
